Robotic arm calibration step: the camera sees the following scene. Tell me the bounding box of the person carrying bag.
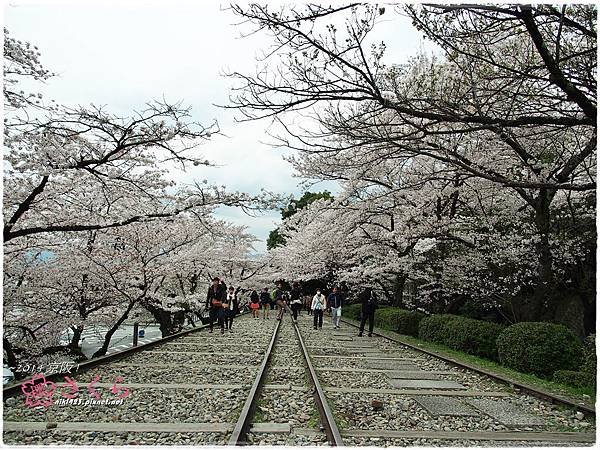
[205,277,227,334]
[311,289,327,330]
[224,286,239,332]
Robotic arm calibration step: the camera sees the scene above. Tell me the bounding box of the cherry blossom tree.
[3,211,267,377]
[227,4,596,330]
[3,30,279,377]
[267,149,593,335]
[3,27,53,113]
[3,28,282,245]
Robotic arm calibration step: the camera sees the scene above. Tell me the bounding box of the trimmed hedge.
[418,314,504,360]
[442,316,505,360]
[553,370,596,389]
[418,314,458,344]
[582,334,596,374]
[497,322,584,378]
[342,305,425,337]
[375,308,425,337]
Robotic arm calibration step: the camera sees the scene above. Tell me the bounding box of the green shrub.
[418,314,504,360]
[344,304,362,321]
[418,314,460,344]
[375,308,425,337]
[497,322,584,378]
[442,316,505,360]
[582,334,596,374]
[373,306,394,327]
[553,370,596,388]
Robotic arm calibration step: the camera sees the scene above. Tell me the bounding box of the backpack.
[368,290,378,308]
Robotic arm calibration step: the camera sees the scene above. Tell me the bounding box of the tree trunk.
[173,311,186,330]
[391,274,406,308]
[92,300,136,358]
[69,325,83,352]
[523,189,556,321]
[3,338,24,380]
[429,245,446,313]
[553,292,586,340]
[66,325,87,361]
[143,303,182,337]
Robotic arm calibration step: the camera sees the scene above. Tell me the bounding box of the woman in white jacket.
[311,289,327,330]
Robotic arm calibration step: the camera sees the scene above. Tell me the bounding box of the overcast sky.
[4,0,433,253]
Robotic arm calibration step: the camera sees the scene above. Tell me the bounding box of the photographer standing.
[357,287,378,337]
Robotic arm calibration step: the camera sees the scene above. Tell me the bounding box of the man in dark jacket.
[205,277,227,333]
[358,287,378,337]
[289,282,302,322]
[327,286,343,329]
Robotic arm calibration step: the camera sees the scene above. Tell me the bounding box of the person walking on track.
[205,277,227,334]
[260,287,271,319]
[358,287,378,337]
[311,289,327,330]
[328,286,343,329]
[249,290,261,318]
[278,291,292,320]
[274,282,292,321]
[224,286,239,332]
[290,282,302,322]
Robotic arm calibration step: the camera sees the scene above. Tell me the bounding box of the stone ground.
[296,311,595,446]
[2,311,595,446]
[3,315,275,445]
[246,315,329,445]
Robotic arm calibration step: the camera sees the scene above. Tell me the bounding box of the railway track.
[3,311,596,446]
[301,313,595,447]
[340,317,596,416]
[2,313,340,446]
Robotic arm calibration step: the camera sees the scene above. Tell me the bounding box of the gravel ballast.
[294,313,596,445]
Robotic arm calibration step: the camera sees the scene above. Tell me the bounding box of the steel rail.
[3,312,250,397]
[341,317,595,417]
[292,320,344,446]
[228,318,282,445]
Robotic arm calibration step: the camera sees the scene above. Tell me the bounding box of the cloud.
[5,1,429,254]
[169,120,298,194]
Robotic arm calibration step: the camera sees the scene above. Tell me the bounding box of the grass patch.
[228,400,249,424]
[252,396,267,423]
[332,409,350,430]
[307,409,321,429]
